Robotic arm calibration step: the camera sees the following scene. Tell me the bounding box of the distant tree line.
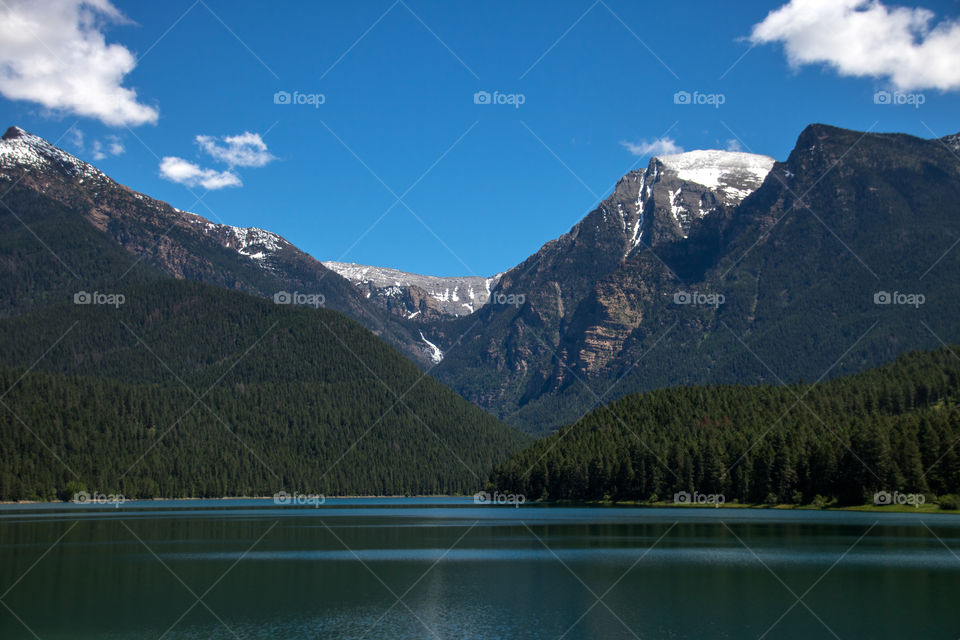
[491,347,960,506]
[0,281,529,501]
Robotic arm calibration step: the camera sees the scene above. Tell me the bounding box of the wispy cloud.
[159,157,241,190]
[0,0,158,126]
[620,137,683,157]
[750,0,960,92]
[66,126,84,151]
[196,132,275,168]
[91,135,124,161]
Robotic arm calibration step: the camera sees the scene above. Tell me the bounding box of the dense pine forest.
[491,347,960,506]
[0,281,529,500]
[4,277,960,506]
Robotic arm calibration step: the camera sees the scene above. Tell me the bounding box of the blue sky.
[2,0,960,277]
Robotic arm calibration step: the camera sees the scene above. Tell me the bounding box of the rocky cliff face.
[427,148,776,427]
[322,261,502,320]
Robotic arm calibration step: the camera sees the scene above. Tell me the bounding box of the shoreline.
[561,500,958,514]
[2,496,957,514]
[0,494,460,505]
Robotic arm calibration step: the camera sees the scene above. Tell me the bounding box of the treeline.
[0,281,528,501]
[0,367,527,501]
[491,347,960,505]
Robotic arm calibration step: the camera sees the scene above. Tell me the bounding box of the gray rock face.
[428,148,777,430]
[638,150,775,246]
[322,261,502,320]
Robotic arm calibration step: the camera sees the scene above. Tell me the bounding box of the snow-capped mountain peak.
[616,148,775,244]
[0,126,104,181]
[656,149,775,203]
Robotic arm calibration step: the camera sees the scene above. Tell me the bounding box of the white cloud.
[750,0,960,91]
[726,139,743,152]
[620,137,684,157]
[106,135,124,156]
[90,135,124,161]
[196,132,275,167]
[66,127,85,151]
[159,157,241,190]
[160,131,272,190]
[0,0,158,126]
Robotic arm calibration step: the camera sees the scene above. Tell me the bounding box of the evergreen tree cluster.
[491,347,960,505]
[0,281,529,500]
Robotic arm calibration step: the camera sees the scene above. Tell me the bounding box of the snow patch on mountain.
[942,133,960,153]
[323,261,502,318]
[183,215,286,264]
[657,150,775,202]
[631,174,646,248]
[419,331,444,363]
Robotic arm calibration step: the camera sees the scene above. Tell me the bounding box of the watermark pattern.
[274,291,325,308]
[273,490,325,507]
[674,90,725,108]
[873,490,925,508]
[873,90,925,108]
[74,290,125,308]
[473,90,526,108]
[474,490,526,507]
[674,291,725,308]
[874,291,925,308]
[72,490,126,508]
[485,292,526,308]
[673,490,725,507]
[274,90,325,108]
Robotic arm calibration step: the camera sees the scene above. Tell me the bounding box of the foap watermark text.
[674,490,725,507]
[274,90,325,108]
[473,90,525,108]
[874,90,925,108]
[273,491,325,507]
[874,491,925,508]
[674,90,725,108]
[674,291,725,308]
[874,291,924,308]
[474,491,525,507]
[274,291,325,308]
[73,491,126,508]
[74,290,125,308]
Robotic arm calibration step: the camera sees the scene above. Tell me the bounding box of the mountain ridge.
[427,122,960,432]
[323,260,503,320]
[0,125,437,365]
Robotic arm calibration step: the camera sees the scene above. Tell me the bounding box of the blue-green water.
[1,499,958,639]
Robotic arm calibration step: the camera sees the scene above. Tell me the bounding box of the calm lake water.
[1,499,958,639]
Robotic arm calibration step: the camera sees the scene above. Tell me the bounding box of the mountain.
[643,150,774,241]
[423,147,777,429]
[6,122,960,440]
[0,126,435,364]
[427,124,960,433]
[490,345,960,506]
[0,279,529,500]
[323,261,502,320]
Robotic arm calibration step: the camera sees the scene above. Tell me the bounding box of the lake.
[1,499,958,639]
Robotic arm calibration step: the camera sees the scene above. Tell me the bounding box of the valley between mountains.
[2,122,960,505]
